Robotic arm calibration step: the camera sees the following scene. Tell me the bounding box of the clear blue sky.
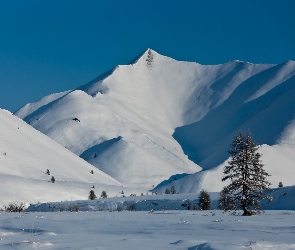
[1,0,294,112]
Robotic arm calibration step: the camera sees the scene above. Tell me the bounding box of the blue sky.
[1,0,294,112]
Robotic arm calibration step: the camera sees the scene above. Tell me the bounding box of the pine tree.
[101,190,107,198]
[165,188,170,194]
[278,182,283,188]
[146,49,153,67]
[170,186,177,194]
[198,189,211,210]
[51,176,55,183]
[88,190,97,200]
[222,131,271,216]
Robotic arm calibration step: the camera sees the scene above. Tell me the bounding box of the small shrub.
[117,204,124,212]
[278,182,283,188]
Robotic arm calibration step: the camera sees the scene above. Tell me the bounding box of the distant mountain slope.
[0,109,124,206]
[15,49,295,191]
[174,60,295,169]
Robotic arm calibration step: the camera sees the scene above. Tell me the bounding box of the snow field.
[0,210,294,249]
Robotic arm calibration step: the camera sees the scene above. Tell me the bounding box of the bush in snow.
[126,200,136,211]
[4,201,26,212]
[221,131,271,216]
[88,190,97,200]
[198,189,211,210]
[68,204,80,212]
[101,190,107,198]
[278,182,283,188]
[46,169,50,175]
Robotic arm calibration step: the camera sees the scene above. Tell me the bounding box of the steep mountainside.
[0,109,125,206]
[15,49,295,191]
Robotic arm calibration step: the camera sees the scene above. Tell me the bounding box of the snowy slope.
[15,49,295,192]
[0,108,128,206]
[154,142,295,195]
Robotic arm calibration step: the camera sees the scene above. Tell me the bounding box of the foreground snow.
[0,210,294,249]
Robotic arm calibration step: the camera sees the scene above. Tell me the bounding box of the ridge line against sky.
[1,0,294,112]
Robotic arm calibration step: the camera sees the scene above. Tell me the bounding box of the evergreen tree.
[46,169,50,175]
[222,131,271,216]
[278,182,283,188]
[88,190,97,200]
[51,176,55,183]
[165,188,170,194]
[170,186,177,194]
[146,49,153,67]
[101,190,107,198]
[198,189,211,210]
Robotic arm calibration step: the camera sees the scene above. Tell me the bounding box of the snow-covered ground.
[0,210,294,249]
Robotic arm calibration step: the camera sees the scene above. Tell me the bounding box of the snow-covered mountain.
[0,108,127,206]
[15,49,295,192]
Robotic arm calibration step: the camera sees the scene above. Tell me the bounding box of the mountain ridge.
[14,49,295,192]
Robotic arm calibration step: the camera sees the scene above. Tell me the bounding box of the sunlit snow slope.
[0,109,124,206]
[15,49,295,191]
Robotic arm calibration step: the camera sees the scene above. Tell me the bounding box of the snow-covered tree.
[198,189,211,210]
[222,131,271,216]
[88,190,97,200]
[101,190,107,198]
